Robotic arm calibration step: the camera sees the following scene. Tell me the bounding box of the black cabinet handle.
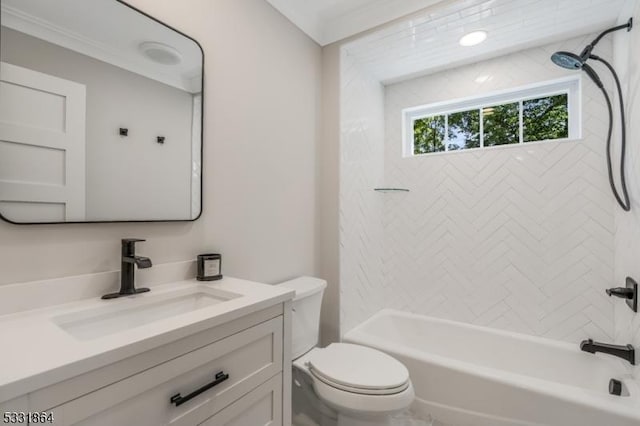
[170,371,229,407]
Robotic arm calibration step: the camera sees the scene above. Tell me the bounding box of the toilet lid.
[308,343,409,395]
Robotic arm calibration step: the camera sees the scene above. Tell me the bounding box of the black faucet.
[580,339,635,365]
[102,239,152,299]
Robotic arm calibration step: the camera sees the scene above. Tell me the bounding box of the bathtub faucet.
[580,339,635,365]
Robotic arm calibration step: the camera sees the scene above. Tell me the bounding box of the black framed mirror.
[0,0,204,224]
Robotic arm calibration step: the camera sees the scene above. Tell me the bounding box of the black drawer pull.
[170,371,230,407]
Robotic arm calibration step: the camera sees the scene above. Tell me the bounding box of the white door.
[0,61,86,222]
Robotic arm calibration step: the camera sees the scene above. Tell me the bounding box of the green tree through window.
[411,93,569,155]
[483,102,520,146]
[523,94,568,142]
[414,115,445,154]
[448,109,480,150]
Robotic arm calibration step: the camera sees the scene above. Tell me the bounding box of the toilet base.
[293,365,337,426]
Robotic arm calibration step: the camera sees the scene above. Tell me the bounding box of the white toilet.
[279,277,414,426]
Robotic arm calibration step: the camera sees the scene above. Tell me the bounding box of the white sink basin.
[53,286,241,340]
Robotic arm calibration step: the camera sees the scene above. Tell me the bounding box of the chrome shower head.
[551,51,583,70]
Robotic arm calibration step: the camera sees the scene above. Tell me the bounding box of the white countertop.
[0,276,294,403]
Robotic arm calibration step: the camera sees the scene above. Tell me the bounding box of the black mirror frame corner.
[0,0,205,225]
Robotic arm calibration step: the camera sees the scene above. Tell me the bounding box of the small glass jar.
[197,253,222,281]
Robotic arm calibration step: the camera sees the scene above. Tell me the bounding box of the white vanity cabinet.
[199,374,282,426]
[17,303,292,426]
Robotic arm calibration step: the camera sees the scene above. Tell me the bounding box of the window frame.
[402,76,581,157]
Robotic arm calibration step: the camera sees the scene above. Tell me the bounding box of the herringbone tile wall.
[339,52,386,334]
[340,34,617,343]
[613,3,640,379]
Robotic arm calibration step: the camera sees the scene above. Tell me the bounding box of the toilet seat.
[311,370,410,395]
[293,343,415,416]
[311,373,414,415]
[307,343,410,395]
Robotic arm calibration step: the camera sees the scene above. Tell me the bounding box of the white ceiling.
[265,0,445,46]
[1,0,203,92]
[343,0,630,84]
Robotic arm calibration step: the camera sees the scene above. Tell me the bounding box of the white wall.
[614,2,640,374]
[0,0,321,294]
[318,43,342,344]
[1,26,194,221]
[339,52,385,333]
[341,35,617,343]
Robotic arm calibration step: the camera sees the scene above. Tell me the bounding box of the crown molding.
[1,4,199,93]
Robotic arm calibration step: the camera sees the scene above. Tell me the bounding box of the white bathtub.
[344,309,640,426]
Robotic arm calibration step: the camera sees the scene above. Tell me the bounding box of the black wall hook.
[119,128,128,136]
[157,136,165,144]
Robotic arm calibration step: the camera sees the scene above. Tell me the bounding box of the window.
[404,77,579,156]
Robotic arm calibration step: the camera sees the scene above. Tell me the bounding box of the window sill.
[404,137,582,159]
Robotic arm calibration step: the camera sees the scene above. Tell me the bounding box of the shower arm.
[579,18,633,61]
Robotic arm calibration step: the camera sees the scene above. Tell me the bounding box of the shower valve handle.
[606,287,634,299]
[605,277,638,313]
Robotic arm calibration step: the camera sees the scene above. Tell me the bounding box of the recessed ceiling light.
[459,31,487,47]
[139,42,182,65]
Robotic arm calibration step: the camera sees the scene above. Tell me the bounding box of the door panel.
[0,62,86,221]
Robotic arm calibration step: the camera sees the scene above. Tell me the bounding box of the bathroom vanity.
[0,1,295,423]
[0,265,294,426]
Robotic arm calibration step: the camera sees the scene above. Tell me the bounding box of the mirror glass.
[0,0,203,223]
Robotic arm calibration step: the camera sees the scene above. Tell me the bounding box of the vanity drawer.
[198,373,282,426]
[50,317,283,426]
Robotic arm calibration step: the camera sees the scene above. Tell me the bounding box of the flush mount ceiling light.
[139,41,182,65]
[459,30,487,47]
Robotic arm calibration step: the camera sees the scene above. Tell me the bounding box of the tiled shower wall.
[339,52,385,333]
[340,35,617,342]
[614,3,640,376]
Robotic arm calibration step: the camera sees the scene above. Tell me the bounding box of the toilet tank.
[278,277,326,359]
